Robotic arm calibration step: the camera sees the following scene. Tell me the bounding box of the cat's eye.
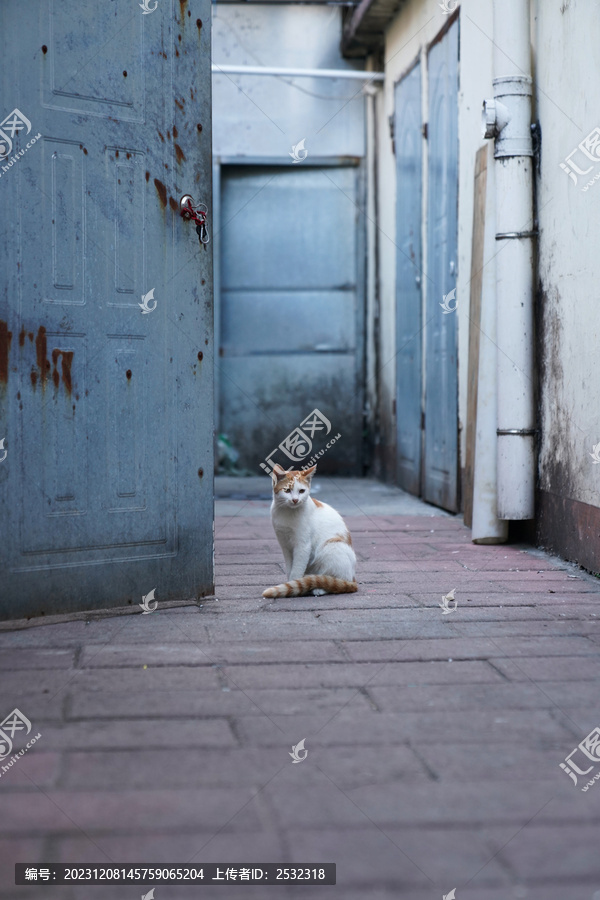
[299,489,306,493]
[284,488,291,493]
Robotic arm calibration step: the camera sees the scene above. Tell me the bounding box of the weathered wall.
[374,0,600,567]
[212,4,365,159]
[372,0,495,483]
[534,0,600,570]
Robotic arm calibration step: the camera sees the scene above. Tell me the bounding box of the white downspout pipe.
[471,143,509,544]
[482,0,536,520]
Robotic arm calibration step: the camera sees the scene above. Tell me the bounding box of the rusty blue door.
[0,0,213,619]
[424,20,459,511]
[394,61,423,495]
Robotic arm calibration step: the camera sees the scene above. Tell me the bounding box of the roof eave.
[341,0,409,57]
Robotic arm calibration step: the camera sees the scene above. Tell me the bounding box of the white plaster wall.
[212,4,365,159]
[534,0,600,509]
[376,0,494,478]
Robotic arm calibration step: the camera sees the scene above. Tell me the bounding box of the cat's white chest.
[273,523,295,549]
[272,506,312,547]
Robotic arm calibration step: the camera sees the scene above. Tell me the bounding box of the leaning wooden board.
[463,146,488,527]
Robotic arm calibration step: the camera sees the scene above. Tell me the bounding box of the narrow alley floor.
[1,477,600,899]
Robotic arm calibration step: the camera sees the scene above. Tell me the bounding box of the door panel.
[394,62,423,495]
[424,20,459,511]
[0,0,213,618]
[219,165,363,475]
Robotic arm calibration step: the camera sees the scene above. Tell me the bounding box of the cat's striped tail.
[262,575,358,599]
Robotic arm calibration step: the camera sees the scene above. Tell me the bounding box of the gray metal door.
[424,20,459,511]
[394,62,423,495]
[219,164,363,475]
[0,0,213,619]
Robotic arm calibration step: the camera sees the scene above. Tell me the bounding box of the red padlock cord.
[181,200,207,227]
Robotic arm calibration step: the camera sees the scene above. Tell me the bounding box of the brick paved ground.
[1,477,600,899]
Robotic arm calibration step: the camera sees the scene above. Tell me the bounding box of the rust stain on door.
[51,348,74,394]
[154,178,167,208]
[35,326,51,386]
[0,321,12,383]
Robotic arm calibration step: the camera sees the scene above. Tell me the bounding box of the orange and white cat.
[262,464,358,599]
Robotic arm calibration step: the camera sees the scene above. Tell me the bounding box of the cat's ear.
[271,464,288,484]
[302,465,317,481]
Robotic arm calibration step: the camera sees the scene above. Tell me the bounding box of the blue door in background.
[424,20,459,511]
[0,0,214,618]
[394,61,423,495]
[219,164,364,475]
